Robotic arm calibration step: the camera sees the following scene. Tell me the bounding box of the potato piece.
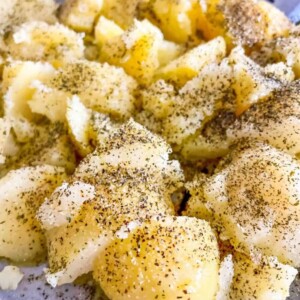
[101,0,143,29]
[94,216,219,300]
[163,59,232,146]
[38,181,96,231]
[29,60,137,121]
[139,0,202,44]
[59,0,103,33]
[197,0,290,48]
[271,37,300,78]
[1,122,76,176]
[203,141,300,267]
[134,109,163,135]
[0,54,4,78]
[157,40,183,67]
[183,173,212,221]
[227,81,300,156]
[181,110,236,161]
[66,96,92,156]
[264,62,295,83]
[141,79,177,119]
[229,253,298,300]
[40,120,184,286]
[156,37,226,87]
[0,0,57,34]
[5,21,85,64]
[94,16,124,46]
[100,19,163,84]
[229,47,282,115]
[2,61,55,120]
[0,165,66,262]
[217,255,234,300]
[0,266,24,291]
[257,1,292,40]
[0,118,12,164]
[88,111,120,146]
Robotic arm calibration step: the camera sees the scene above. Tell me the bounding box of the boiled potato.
[101,0,143,29]
[2,60,55,120]
[229,253,298,300]
[94,16,124,46]
[0,118,12,164]
[197,0,291,48]
[0,0,58,34]
[163,59,232,146]
[88,111,120,146]
[0,165,66,262]
[0,54,4,78]
[93,216,219,300]
[59,0,103,33]
[251,35,300,78]
[100,19,163,84]
[227,80,300,156]
[141,79,177,119]
[217,254,234,300]
[38,181,96,231]
[5,21,85,64]
[203,141,300,267]
[257,1,292,39]
[29,60,137,121]
[181,110,236,161]
[1,122,76,176]
[156,36,226,87]
[66,97,120,156]
[264,62,295,83]
[139,0,202,44]
[229,47,282,115]
[133,109,164,135]
[39,120,184,286]
[157,40,184,67]
[268,37,300,78]
[66,96,92,156]
[183,173,212,221]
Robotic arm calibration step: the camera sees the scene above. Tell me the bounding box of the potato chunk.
[229,47,282,115]
[29,60,137,121]
[139,0,202,44]
[1,122,76,176]
[94,16,123,46]
[229,253,297,300]
[163,59,232,146]
[39,120,184,286]
[5,21,85,64]
[0,118,13,164]
[0,0,58,34]
[181,110,235,161]
[227,81,300,156]
[93,216,219,300]
[156,37,226,87]
[66,96,92,156]
[183,173,212,221]
[59,0,103,33]
[141,79,177,119]
[101,0,142,29]
[100,19,163,84]
[2,61,55,120]
[197,0,291,48]
[0,165,66,262]
[203,141,300,267]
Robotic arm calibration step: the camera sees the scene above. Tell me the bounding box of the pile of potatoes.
[0,0,299,299]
